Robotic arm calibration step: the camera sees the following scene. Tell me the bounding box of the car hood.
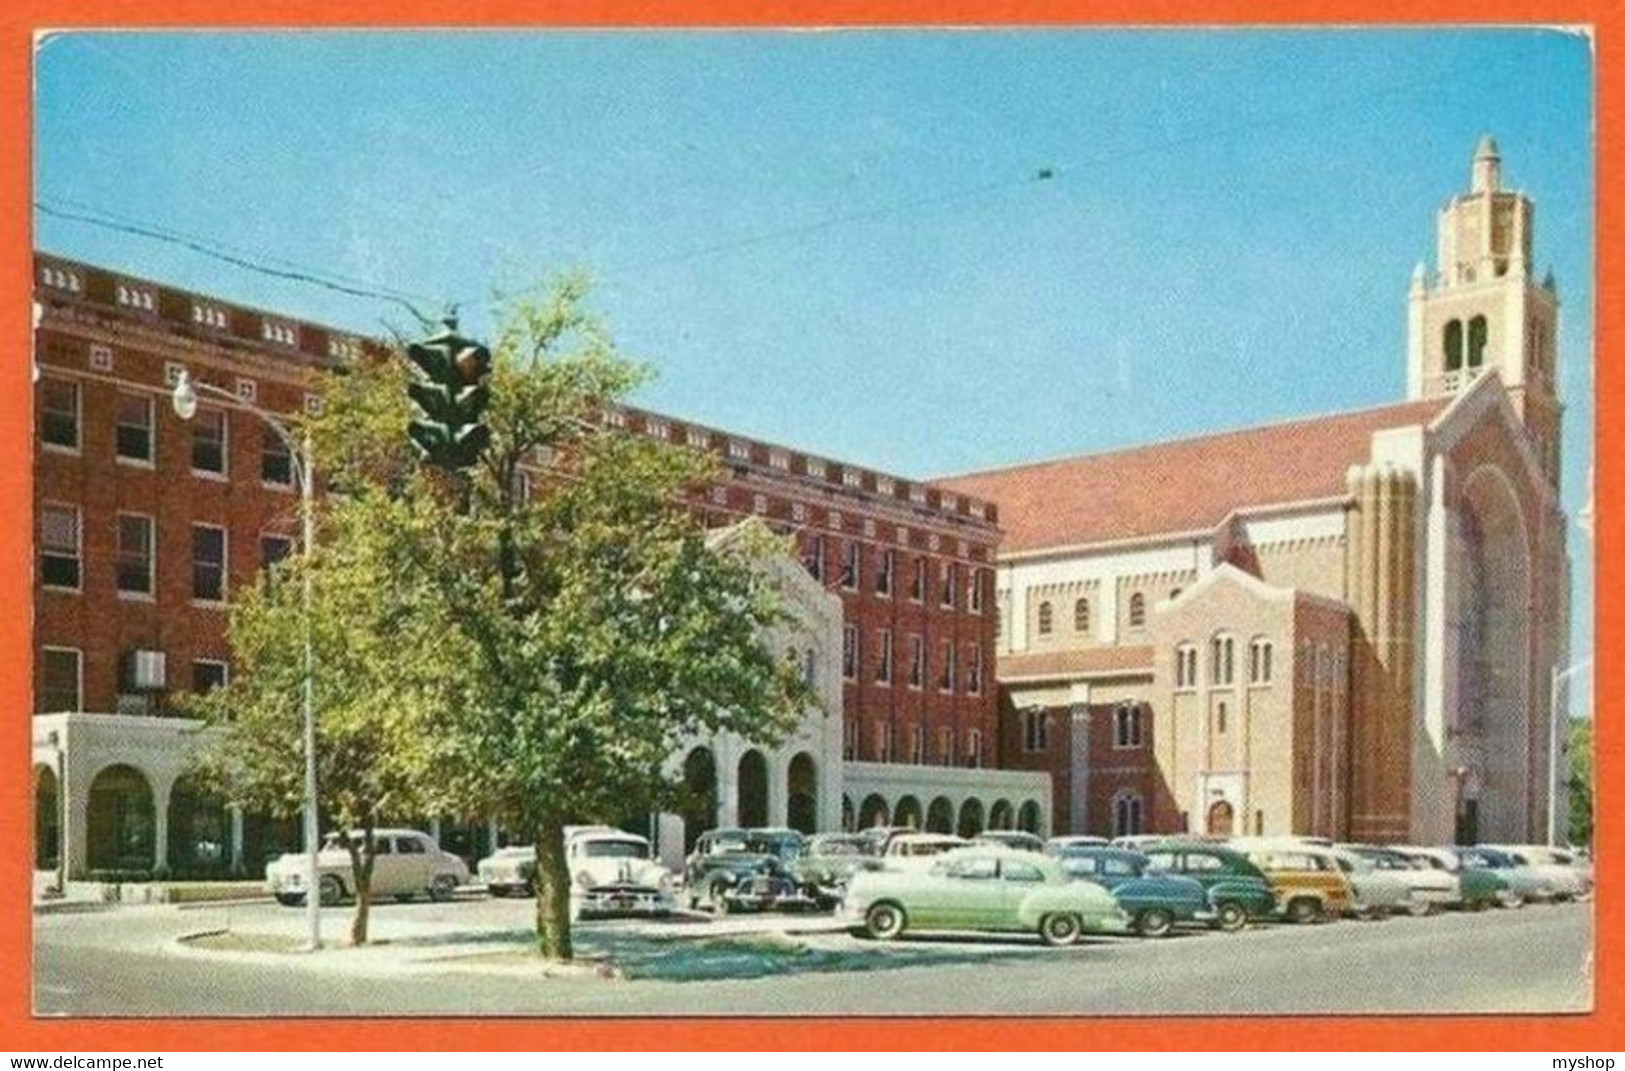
[576,856,670,887]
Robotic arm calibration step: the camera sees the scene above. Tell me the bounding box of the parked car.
[879,833,972,871]
[1140,843,1277,932]
[854,826,918,855]
[1324,847,1423,918]
[1456,846,1561,904]
[972,830,1046,853]
[795,833,885,901]
[1051,847,1213,936]
[1389,845,1514,910]
[683,828,819,913]
[476,845,536,897]
[842,848,1130,946]
[477,827,675,917]
[266,828,469,907]
[1234,844,1355,923]
[1336,844,1459,915]
[1046,835,1112,852]
[1481,844,1594,900]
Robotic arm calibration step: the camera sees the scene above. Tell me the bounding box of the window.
[909,727,924,764]
[945,857,998,881]
[907,634,925,689]
[1211,634,1236,686]
[192,408,228,475]
[396,836,426,855]
[938,728,955,767]
[1216,701,1228,735]
[1113,793,1144,837]
[1467,315,1488,368]
[260,533,294,572]
[1128,592,1146,629]
[1037,600,1054,635]
[875,629,893,684]
[116,513,154,598]
[1250,639,1274,685]
[967,729,983,768]
[40,504,81,589]
[1002,861,1044,883]
[1074,597,1090,633]
[967,643,983,695]
[909,558,926,602]
[842,625,859,682]
[939,562,956,608]
[803,535,825,581]
[727,440,750,462]
[938,640,956,692]
[968,568,985,613]
[1444,319,1464,371]
[840,541,860,591]
[192,660,229,694]
[876,549,895,597]
[1114,702,1145,748]
[262,428,294,487]
[116,393,154,463]
[41,378,79,451]
[1175,644,1198,689]
[192,524,227,603]
[843,719,858,761]
[40,648,81,712]
[1023,708,1049,752]
[877,722,895,762]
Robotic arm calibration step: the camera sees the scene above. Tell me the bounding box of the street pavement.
[34,894,1592,1017]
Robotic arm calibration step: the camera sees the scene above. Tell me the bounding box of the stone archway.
[34,765,60,871]
[1456,467,1534,841]
[681,747,718,852]
[737,749,769,828]
[926,796,954,833]
[989,799,1014,830]
[87,764,156,874]
[1017,800,1043,834]
[894,795,923,830]
[1206,799,1235,836]
[956,798,985,838]
[786,752,818,834]
[166,775,231,879]
[858,793,890,828]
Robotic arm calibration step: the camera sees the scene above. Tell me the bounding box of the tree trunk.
[533,813,573,961]
[344,824,378,946]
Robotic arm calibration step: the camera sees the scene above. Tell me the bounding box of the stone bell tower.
[1406,136,1562,488]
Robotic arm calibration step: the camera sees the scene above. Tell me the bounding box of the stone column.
[1068,703,1091,836]
[767,754,788,828]
[152,779,173,876]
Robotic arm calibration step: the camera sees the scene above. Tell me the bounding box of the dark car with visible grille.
[683,828,820,914]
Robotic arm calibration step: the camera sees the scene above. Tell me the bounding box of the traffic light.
[404,315,492,470]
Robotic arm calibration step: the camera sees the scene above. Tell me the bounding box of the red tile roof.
[936,400,1447,552]
[999,645,1156,680]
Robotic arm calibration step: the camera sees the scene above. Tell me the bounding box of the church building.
[937,138,1572,846]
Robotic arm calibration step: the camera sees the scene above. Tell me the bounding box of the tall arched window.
[1467,315,1489,368]
[1113,702,1144,748]
[1036,601,1054,635]
[1249,638,1274,685]
[1175,643,1198,689]
[1211,634,1235,686]
[1113,792,1144,837]
[1073,598,1090,633]
[1443,319,1464,372]
[1128,592,1146,629]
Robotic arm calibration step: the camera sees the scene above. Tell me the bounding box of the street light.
[171,369,322,951]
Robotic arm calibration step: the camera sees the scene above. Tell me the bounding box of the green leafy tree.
[1566,717,1593,847]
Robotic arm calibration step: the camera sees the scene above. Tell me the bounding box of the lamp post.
[1547,659,1590,848]
[172,370,321,951]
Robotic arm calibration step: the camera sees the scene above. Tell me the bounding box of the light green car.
[842,848,1131,946]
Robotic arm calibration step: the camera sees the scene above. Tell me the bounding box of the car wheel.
[318,874,345,907]
[1214,901,1248,933]
[1284,897,1322,924]
[1039,912,1083,947]
[274,893,302,908]
[864,902,907,941]
[1135,908,1175,938]
[488,886,509,899]
[707,882,732,916]
[1406,897,1433,918]
[428,874,458,902]
[1497,890,1525,909]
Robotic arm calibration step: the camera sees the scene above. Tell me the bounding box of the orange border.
[5,2,1616,1051]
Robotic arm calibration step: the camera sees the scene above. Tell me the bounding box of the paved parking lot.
[34,893,1592,1016]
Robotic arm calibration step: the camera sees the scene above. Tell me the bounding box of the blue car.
[1052,846,1214,937]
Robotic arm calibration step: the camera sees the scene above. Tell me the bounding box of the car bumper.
[1088,913,1134,935]
[578,890,673,916]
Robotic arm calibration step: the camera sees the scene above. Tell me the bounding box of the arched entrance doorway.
[35,765,60,871]
[786,752,818,834]
[1017,800,1042,834]
[926,796,954,833]
[858,794,889,828]
[956,798,985,838]
[737,749,769,828]
[894,795,923,830]
[166,775,230,879]
[989,799,1014,830]
[681,747,718,853]
[1456,467,1534,841]
[87,765,155,874]
[1206,799,1234,836]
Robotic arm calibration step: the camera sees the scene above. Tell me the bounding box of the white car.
[1338,844,1459,914]
[880,833,971,872]
[1326,847,1432,917]
[476,826,675,918]
[266,828,470,907]
[1481,844,1594,900]
[1046,835,1111,852]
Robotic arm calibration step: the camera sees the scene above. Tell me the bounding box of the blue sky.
[33,28,1595,699]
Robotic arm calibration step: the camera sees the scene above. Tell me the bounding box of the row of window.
[1031,589,1175,637]
[1019,701,1148,753]
[38,645,228,714]
[40,378,296,486]
[840,626,984,695]
[844,718,985,767]
[1173,637,1275,688]
[1442,315,1489,373]
[39,504,292,602]
[805,538,987,611]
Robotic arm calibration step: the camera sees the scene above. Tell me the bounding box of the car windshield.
[582,840,645,859]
